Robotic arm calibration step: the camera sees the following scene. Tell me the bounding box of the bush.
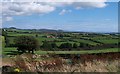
[79,42,84,48]
[59,43,72,49]
[41,41,52,50]
[73,43,78,48]
[51,42,57,48]
[79,42,89,48]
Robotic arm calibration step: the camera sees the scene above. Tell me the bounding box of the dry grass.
[2,53,120,72]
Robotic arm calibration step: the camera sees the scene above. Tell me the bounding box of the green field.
[2,47,119,55]
[96,39,118,44]
[6,31,119,46]
[2,29,119,56]
[73,39,99,45]
[36,48,119,54]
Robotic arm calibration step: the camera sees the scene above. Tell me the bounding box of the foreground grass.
[2,47,119,55]
[2,53,119,72]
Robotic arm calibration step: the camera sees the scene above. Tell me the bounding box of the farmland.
[2,28,119,46]
[1,28,120,72]
[1,28,119,55]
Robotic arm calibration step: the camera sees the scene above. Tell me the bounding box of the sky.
[1,1,118,33]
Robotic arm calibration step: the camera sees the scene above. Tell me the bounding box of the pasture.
[1,29,119,56]
[4,31,119,46]
[2,47,119,55]
[2,29,119,55]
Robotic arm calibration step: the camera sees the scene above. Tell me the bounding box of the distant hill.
[37,29,64,33]
[2,27,119,34]
[9,27,17,29]
[2,27,64,33]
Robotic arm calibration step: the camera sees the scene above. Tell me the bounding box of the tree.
[79,42,84,48]
[79,42,90,49]
[73,43,78,48]
[79,42,88,48]
[59,43,65,49]
[5,38,10,47]
[41,41,52,50]
[59,43,72,50]
[66,43,72,49]
[35,34,38,37]
[51,42,57,48]
[2,30,9,47]
[14,36,39,54]
[2,30,7,37]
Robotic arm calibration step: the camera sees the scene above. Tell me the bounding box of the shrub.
[41,41,52,50]
[73,43,78,48]
[51,42,57,48]
[59,43,72,49]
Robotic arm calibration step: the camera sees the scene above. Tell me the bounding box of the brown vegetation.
[2,52,120,72]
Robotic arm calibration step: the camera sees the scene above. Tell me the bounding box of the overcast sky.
[2,1,118,32]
